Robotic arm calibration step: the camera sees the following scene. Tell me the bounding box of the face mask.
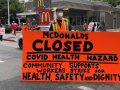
[58,12,63,18]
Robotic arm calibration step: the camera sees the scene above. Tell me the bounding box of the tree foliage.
[108,0,120,7]
[92,0,120,7]
[0,0,25,19]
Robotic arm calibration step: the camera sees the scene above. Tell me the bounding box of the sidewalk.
[3,31,22,42]
[106,28,120,32]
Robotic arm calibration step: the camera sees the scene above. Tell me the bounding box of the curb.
[16,32,22,33]
[2,39,16,42]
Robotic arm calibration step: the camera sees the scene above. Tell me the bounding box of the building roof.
[17,12,36,16]
[47,1,94,11]
[17,0,120,16]
[46,0,120,12]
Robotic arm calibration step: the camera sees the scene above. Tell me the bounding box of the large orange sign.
[21,31,120,82]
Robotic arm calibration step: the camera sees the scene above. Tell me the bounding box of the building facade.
[17,0,120,30]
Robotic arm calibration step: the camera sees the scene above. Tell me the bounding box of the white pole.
[8,0,10,26]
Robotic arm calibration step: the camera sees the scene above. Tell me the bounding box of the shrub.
[5,26,12,33]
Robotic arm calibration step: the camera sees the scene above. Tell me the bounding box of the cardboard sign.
[11,24,18,29]
[22,25,45,32]
[0,28,5,35]
[21,31,120,82]
[88,22,94,31]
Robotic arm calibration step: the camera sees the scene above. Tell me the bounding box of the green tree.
[108,0,120,7]
[0,0,25,25]
[92,0,120,7]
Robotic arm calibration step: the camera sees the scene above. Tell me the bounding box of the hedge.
[5,26,12,33]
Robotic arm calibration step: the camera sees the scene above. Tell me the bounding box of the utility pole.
[8,0,10,26]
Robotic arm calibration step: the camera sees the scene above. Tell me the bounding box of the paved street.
[0,29,120,90]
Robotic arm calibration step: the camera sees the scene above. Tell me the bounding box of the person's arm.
[69,23,74,31]
[85,23,87,28]
[49,24,53,31]
[35,21,37,25]
[83,24,85,29]
[97,27,100,31]
[97,25,101,31]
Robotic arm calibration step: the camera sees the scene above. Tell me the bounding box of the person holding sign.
[11,21,18,37]
[92,20,97,32]
[0,24,5,41]
[83,21,87,31]
[49,8,74,31]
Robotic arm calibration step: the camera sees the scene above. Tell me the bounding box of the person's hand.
[96,31,100,32]
[71,30,74,31]
[76,30,79,32]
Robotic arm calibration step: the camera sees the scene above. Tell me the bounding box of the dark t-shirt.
[49,19,73,31]
[0,22,2,27]
[31,21,37,25]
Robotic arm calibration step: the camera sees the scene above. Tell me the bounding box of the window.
[69,16,87,26]
[72,17,76,26]
[84,17,87,23]
[89,17,96,23]
[69,16,77,26]
[41,27,49,31]
[81,17,84,25]
[98,17,100,22]
[77,17,80,25]
[81,17,88,25]
[32,27,40,31]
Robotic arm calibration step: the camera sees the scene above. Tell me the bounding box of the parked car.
[18,25,50,49]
